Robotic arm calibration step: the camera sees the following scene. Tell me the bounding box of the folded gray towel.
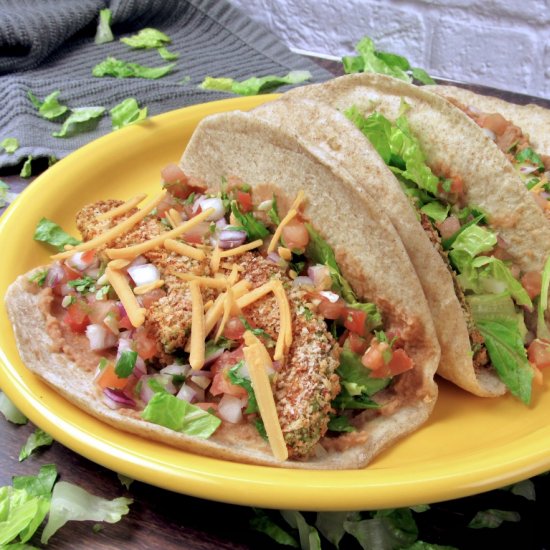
[0,0,331,169]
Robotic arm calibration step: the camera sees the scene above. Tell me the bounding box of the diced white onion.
[128,255,148,268]
[198,197,225,221]
[308,264,332,290]
[176,383,197,403]
[481,127,496,141]
[257,199,273,211]
[86,323,117,350]
[66,251,97,272]
[319,290,340,303]
[217,394,243,424]
[218,229,247,250]
[190,374,211,390]
[127,263,160,287]
[292,276,314,287]
[160,363,191,377]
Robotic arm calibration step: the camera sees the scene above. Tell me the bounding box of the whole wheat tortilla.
[250,96,505,397]
[428,85,550,157]
[6,114,439,469]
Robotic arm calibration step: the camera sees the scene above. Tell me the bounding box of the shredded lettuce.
[537,255,550,340]
[52,107,105,138]
[110,98,148,130]
[141,392,221,437]
[230,201,269,240]
[250,509,299,548]
[0,180,9,208]
[420,201,449,222]
[448,225,497,262]
[33,218,81,251]
[20,156,33,178]
[468,509,520,529]
[280,511,322,550]
[476,319,533,404]
[19,429,53,462]
[0,137,19,153]
[345,107,440,195]
[0,465,57,546]
[40,481,132,544]
[315,511,352,548]
[94,8,114,44]
[200,71,311,96]
[0,392,27,425]
[342,35,435,84]
[121,28,171,49]
[92,57,176,79]
[28,90,68,120]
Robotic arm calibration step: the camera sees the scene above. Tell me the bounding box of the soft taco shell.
[250,96,505,397]
[6,112,439,469]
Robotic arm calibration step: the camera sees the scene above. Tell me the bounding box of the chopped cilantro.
[114,351,138,378]
[68,276,96,294]
[230,201,269,240]
[28,269,48,287]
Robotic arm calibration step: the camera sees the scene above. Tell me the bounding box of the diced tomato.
[347,332,370,355]
[87,299,118,325]
[528,339,550,369]
[96,361,129,390]
[477,113,508,136]
[438,175,464,195]
[281,218,309,250]
[63,301,90,333]
[210,347,244,374]
[118,315,133,331]
[140,288,166,309]
[81,250,96,265]
[343,308,367,337]
[134,327,158,360]
[236,190,253,213]
[223,317,246,341]
[362,343,414,378]
[521,271,542,299]
[436,216,460,240]
[182,221,210,244]
[209,347,247,398]
[156,192,182,218]
[317,295,348,320]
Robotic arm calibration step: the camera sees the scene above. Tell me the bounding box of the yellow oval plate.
[1,96,550,511]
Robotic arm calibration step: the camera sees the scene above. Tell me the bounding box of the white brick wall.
[228,0,550,99]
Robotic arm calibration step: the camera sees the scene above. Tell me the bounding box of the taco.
[284,73,550,403]
[427,84,550,211]
[5,111,439,469]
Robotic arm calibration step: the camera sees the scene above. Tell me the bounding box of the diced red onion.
[293,276,314,288]
[139,375,156,404]
[308,264,331,289]
[45,263,64,288]
[103,388,136,409]
[519,164,538,175]
[319,290,340,303]
[187,380,205,402]
[86,324,117,350]
[266,252,288,269]
[216,218,228,229]
[66,251,98,272]
[436,216,461,239]
[160,363,191,377]
[204,348,224,367]
[176,383,197,403]
[217,394,243,423]
[218,229,247,250]
[127,263,160,287]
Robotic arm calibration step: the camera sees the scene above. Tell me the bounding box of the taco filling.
[346,105,547,404]
[27,169,421,461]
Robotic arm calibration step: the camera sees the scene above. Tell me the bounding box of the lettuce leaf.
[19,156,33,178]
[40,482,132,544]
[199,71,311,96]
[0,392,27,425]
[280,510,322,550]
[468,509,520,529]
[28,90,68,120]
[476,319,533,404]
[33,218,81,251]
[228,361,258,414]
[120,28,171,49]
[230,201,269,240]
[0,137,19,153]
[141,392,221,437]
[94,8,114,44]
[52,107,105,138]
[110,98,148,130]
[420,201,449,222]
[92,57,175,79]
[250,509,299,548]
[537,254,550,340]
[18,429,53,462]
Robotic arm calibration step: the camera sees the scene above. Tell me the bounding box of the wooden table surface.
[1,62,550,549]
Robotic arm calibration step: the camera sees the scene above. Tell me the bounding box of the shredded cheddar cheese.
[227,263,240,286]
[164,238,206,261]
[170,271,228,289]
[267,191,305,253]
[105,267,146,327]
[106,207,215,260]
[277,246,292,261]
[51,192,168,260]
[215,287,234,342]
[235,281,276,310]
[203,279,250,337]
[218,239,263,258]
[210,245,221,274]
[96,194,147,221]
[273,280,292,348]
[167,208,183,228]
[189,280,205,370]
[243,338,288,461]
[107,259,131,270]
[133,279,165,295]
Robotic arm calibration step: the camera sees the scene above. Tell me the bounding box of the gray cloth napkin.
[0,0,332,169]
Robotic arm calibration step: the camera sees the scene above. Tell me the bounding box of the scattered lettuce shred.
[228,362,259,414]
[51,107,105,138]
[40,481,132,544]
[19,156,33,178]
[0,180,11,208]
[110,98,148,130]
[280,511,322,550]
[1,137,19,153]
[28,90,68,120]
[121,27,171,49]
[0,392,27,425]
[141,392,221,438]
[199,70,311,96]
[468,509,521,529]
[33,217,81,251]
[342,35,435,84]
[95,8,114,44]
[19,429,53,462]
[92,57,176,79]
[537,254,550,340]
[250,509,299,548]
